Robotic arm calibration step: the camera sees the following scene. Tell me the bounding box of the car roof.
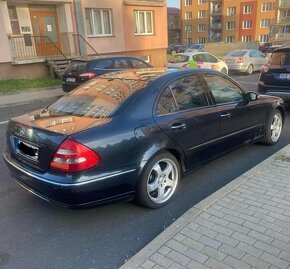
[71,55,143,62]
[178,51,212,57]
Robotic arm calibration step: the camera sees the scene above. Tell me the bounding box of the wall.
[0,1,12,63]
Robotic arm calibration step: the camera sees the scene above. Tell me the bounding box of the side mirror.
[246,91,258,101]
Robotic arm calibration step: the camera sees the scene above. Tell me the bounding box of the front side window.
[171,75,209,111]
[204,75,244,104]
[134,11,153,35]
[85,9,112,36]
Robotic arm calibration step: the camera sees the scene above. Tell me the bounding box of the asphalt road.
[0,73,289,269]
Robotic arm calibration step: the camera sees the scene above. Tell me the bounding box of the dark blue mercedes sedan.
[3,69,285,208]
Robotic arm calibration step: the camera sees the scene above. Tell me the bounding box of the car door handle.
[220,112,231,119]
[171,123,186,130]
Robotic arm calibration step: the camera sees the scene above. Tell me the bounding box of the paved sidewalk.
[120,145,290,269]
[0,87,64,107]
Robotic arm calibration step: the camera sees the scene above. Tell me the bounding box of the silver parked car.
[223,49,267,74]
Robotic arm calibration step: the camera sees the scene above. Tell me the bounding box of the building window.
[260,19,271,28]
[134,11,153,35]
[188,37,192,43]
[85,9,112,36]
[242,20,252,29]
[8,6,20,34]
[226,36,235,42]
[185,12,192,19]
[198,10,206,18]
[243,5,253,14]
[261,2,272,12]
[259,35,269,42]
[198,24,206,32]
[185,25,192,32]
[199,0,206,4]
[227,7,236,15]
[198,37,206,43]
[242,35,251,42]
[226,21,235,30]
[185,0,192,6]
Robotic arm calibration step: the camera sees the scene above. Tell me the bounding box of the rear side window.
[90,59,114,69]
[130,59,150,68]
[204,75,244,104]
[269,51,290,66]
[114,59,130,69]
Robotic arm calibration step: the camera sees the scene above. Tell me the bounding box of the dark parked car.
[167,44,187,54]
[62,56,153,92]
[3,69,284,209]
[258,46,290,102]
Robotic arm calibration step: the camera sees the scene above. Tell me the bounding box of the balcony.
[210,22,222,30]
[211,8,222,16]
[276,17,290,25]
[276,0,290,9]
[273,32,290,41]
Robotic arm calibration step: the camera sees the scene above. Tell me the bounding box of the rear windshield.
[65,61,87,72]
[190,44,202,49]
[269,51,290,66]
[168,55,189,63]
[227,51,247,57]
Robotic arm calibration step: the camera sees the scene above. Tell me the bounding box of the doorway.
[30,10,61,56]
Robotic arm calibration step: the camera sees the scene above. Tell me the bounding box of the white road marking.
[0,121,8,125]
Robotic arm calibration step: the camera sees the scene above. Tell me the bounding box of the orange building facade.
[181,0,278,44]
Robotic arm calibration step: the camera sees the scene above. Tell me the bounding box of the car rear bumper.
[3,152,137,208]
[258,82,290,101]
[62,82,83,92]
[227,64,247,73]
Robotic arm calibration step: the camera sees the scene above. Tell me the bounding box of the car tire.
[221,68,228,74]
[246,64,254,75]
[261,109,283,145]
[136,152,180,209]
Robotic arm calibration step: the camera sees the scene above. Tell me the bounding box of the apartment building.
[167,7,181,44]
[0,0,167,80]
[270,0,290,43]
[181,0,278,44]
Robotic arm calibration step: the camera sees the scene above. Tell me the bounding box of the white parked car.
[167,52,228,74]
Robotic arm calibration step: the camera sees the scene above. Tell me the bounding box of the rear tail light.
[237,57,243,64]
[77,73,96,80]
[260,64,269,74]
[50,139,100,172]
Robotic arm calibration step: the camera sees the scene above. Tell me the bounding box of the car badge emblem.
[18,127,25,137]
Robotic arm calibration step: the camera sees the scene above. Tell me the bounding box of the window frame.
[185,0,192,6]
[242,20,252,29]
[227,7,236,15]
[198,24,206,32]
[202,74,246,106]
[86,8,113,37]
[243,5,253,14]
[198,10,206,18]
[260,19,271,28]
[155,74,212,116]
[134,10,154,35]
[226,21,236,30]
[261,2,272,12]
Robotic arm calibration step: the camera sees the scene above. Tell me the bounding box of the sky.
[167,0,180,8]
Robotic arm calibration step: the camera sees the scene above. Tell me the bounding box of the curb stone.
[119,144,290,269]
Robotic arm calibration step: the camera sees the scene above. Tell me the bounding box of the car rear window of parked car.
[66,61,87,72]
[269,50,290,66]
[227,51,247,57]
[89,59,114,69]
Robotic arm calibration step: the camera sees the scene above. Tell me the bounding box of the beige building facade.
[0,0,167,80]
